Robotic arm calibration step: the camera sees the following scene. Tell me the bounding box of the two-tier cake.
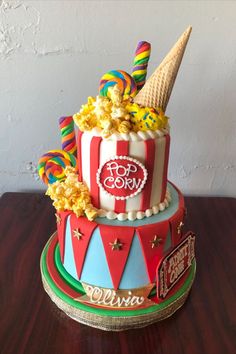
[39,27,196,331]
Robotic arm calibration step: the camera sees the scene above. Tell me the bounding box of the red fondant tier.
[55,182,194,301]
[40,232,196,330]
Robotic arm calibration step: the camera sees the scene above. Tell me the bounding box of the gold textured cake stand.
[40,233,196,331]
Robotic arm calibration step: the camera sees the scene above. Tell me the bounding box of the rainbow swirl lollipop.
[99,70,137,99]
[38,150,77,185]
[59,116,77,156]
[132,41,151,91]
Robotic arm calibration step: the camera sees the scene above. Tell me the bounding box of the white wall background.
[0,0,235,196]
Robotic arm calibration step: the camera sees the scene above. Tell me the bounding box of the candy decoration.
[134,27,192,112]
[126,103,168,132]
[59,116,77,156]
[38,150,77,185]
[132,41,151,91]
[99,70,137,99]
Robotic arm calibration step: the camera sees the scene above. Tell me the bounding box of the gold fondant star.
[177,221,184,234]
[109,238,123,251]
[73,228,83,240]
[150,235,162,249]
[55,213,61,224]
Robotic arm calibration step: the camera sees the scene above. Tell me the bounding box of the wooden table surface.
[0,192,235,354]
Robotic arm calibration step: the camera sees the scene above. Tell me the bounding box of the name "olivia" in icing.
[97,156,147,199]
[75,282,155,309]
[88,287,144,307]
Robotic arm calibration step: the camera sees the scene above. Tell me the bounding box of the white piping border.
[90,126,170,141]
[97,188,171,221]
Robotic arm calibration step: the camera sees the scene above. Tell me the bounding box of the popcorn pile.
[73,85,168,138]
[46,167,97,221]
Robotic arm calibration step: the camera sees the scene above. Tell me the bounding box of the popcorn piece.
[46,167,97,220]
[118,120,132,134]
[108,84,123,105]
[85,206,98,221]
[73,96,97,131]
[111,106,129,120]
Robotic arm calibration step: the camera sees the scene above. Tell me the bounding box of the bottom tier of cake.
[40,233,196,331]
[40,182,196,330]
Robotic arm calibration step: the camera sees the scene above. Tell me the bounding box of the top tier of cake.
[72,28,192,220]
[38,28,192,223]
[76,127,170,220]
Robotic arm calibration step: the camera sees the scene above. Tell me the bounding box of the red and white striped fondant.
[77,130,170,214]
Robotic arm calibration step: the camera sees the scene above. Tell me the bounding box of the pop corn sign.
[96,156,148,199]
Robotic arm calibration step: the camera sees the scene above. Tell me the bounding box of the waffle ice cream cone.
[133,26,192,112]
